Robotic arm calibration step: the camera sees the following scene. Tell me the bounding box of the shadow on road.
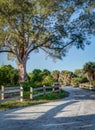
[0,87,95,130]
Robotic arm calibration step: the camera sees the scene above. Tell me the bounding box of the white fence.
[0,84,61,102]
[79,83,95,90]
[0,85,23,102]
[30,85,61,100]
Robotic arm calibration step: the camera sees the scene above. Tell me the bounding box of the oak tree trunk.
[18,62,28,82]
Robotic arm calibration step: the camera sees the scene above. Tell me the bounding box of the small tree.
[28,69,54,87]
[0,65,18,85]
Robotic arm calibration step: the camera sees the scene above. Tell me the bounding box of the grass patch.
[35,91,66,100]
[0,90,66,111]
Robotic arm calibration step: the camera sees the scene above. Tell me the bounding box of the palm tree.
[51,70,60,82]
[83,62,95,82]
[59,70,74,86]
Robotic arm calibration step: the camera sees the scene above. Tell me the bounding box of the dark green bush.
[80,76,88,83]
[20,82,32,91]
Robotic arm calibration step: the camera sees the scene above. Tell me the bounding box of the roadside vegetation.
[0,0,95,111]
[0,61,95,89]
[0,90,66,111]
[0,61,95,110]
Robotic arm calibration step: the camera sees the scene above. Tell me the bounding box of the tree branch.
[42,40,75,51]
[27,42,46,56]
[0,50,14,53]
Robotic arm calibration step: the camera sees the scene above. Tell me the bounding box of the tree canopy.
[0,0,94,82]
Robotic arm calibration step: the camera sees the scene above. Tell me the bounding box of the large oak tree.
[0,0,93,82]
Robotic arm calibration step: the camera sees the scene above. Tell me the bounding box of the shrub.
[71,76,88,87]
[71,77,81,86]
[80,76,88,83]
[20,82,32,91]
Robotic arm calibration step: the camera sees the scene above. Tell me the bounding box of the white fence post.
[1,85,4,100]
[30,87,33,100]
[20,85,23,102]
[43,85,46,95]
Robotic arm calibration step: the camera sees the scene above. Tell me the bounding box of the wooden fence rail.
[0,85,23,102]
[0,84,61,102]
[30,85,61,100]
[79,83,95,90]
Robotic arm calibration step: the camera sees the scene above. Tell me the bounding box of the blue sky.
[0,38,95,73]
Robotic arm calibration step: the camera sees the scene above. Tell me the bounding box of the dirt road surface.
[0,86,95,130]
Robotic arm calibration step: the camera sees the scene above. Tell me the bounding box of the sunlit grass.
[0,90,66,111]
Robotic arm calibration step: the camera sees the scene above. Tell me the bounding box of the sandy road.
[0,86,95,130]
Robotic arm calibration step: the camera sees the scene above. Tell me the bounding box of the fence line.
[30,85,61,99]
[0,84,61,102]
[79,83,95,90]
[0,85,23,102]
[33,87,43,91]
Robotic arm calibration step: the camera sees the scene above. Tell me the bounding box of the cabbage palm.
[83,62,95,82]
[59,70,73,85]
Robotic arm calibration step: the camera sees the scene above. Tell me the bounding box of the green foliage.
[28,69,55,88]
[71,77,81,85]
[80,76,88,83]
[83,62,95,82]
[0,0,93,82]
[71,76,88,86]
[0,90,66,110]
[0,0,67,60]
[90,80,95,85]
[35,90,66,100]
[20,82,32,91]
[51,70,60,82]
[0,65,18,85]
[74,69,83,77]
[42,75,55,86]
[0,61,95,88]
[59,70,74,85]
[0,0,64,82]
[28,69,43,87]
